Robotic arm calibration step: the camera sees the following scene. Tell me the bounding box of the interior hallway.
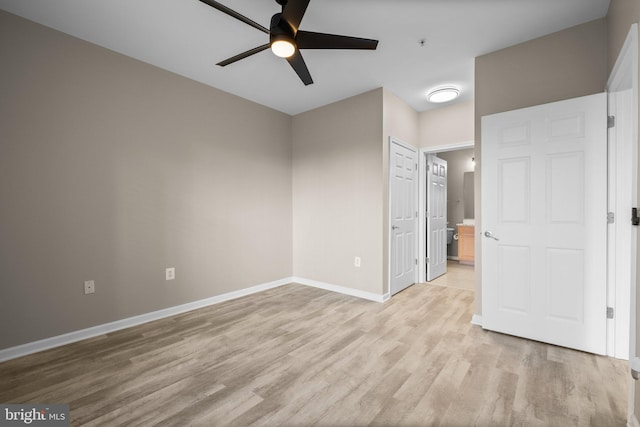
[429,260,475,291]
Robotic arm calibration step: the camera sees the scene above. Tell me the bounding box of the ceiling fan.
[199,0,379,85]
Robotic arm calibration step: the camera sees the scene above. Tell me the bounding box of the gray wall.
[292,89,385,295]
[474,18,608,315]
[606,0,640,418]
[0,11,293,349]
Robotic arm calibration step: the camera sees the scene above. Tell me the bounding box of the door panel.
[426,154,447,281]
[498,245,531,314]
[390,141,418,295]
[498,157,530,223]
[481,93,607,355]
[546,248,584,322]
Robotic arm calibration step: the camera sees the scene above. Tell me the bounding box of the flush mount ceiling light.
[427,86,460,103]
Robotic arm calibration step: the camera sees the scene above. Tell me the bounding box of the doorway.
[481,93,608,355]
[419,142,475,287]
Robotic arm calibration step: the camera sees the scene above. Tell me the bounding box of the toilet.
[446,227,455,245]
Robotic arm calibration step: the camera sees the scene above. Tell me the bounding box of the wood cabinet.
[458,225,475,265]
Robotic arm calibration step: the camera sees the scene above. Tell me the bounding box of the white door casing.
[417,142,474,284]
[481,93,608,355]
[390,139,418,295]
[426,154,448,281]
[606,23,638,424]
[608,88,633,360]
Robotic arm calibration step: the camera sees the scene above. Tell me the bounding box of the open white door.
[390,139,418,295]
[426,154,447,281]
[481,93,607,355]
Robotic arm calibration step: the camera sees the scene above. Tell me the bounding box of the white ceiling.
[0,0,611,115]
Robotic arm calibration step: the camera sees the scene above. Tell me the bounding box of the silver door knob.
[484,231,499,241]
[392,225,399,230]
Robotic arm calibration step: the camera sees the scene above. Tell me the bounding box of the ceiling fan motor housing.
[270,13,296,46]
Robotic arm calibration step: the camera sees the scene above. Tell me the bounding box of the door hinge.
[607,212,615,224]
[415,163,418,171]
[633,208,640,226]
[426,164,430,172]
[415,258,418,265]
[608,115,615,128]
[426,257,430,264]
[607,307,614,319]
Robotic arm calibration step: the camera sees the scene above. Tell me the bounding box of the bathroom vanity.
[457,225,475,265]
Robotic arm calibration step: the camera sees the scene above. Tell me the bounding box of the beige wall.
[0,11,293,349]
[474,18,608,315]
[607,0,640,419]
[418,100,474,148]
[292,89,385,295]
[383,89,420,147]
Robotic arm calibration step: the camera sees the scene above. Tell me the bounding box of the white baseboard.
[0,277,292,362]
[0,277,389,362]
[291,276,387,303]
[471,314,483,326]
[629,414,640,427]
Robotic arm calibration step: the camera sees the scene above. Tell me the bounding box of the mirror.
[463,171,474,219]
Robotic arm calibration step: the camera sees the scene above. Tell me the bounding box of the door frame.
[607,22,638,425]
[418,141,475,283]
[388,137,419,295]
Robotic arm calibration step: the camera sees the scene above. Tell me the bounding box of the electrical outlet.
[165,267,175,281]
[84,280,95,295]
[354,257,361,267]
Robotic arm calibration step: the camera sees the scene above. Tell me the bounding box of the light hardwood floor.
[429,260,475,291]
[0,283,628,426]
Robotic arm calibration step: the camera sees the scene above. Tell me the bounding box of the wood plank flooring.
[429,260,475,291]
[0,283,628,426]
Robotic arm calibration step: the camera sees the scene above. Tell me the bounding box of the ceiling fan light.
[427,86,460,103]
[271,40,295,58]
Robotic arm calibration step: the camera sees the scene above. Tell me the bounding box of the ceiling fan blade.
[296,31,378,50]
[199,0,269,34]
[281,0,310,32]
[286,50,313,86]
[217,44,270,66]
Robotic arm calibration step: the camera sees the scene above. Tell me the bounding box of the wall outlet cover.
[84,280,95,294]
[165,267,175,281]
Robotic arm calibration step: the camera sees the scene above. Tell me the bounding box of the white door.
[426,154,448,281]
[390,140,418,295]
[481,93,607,355]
